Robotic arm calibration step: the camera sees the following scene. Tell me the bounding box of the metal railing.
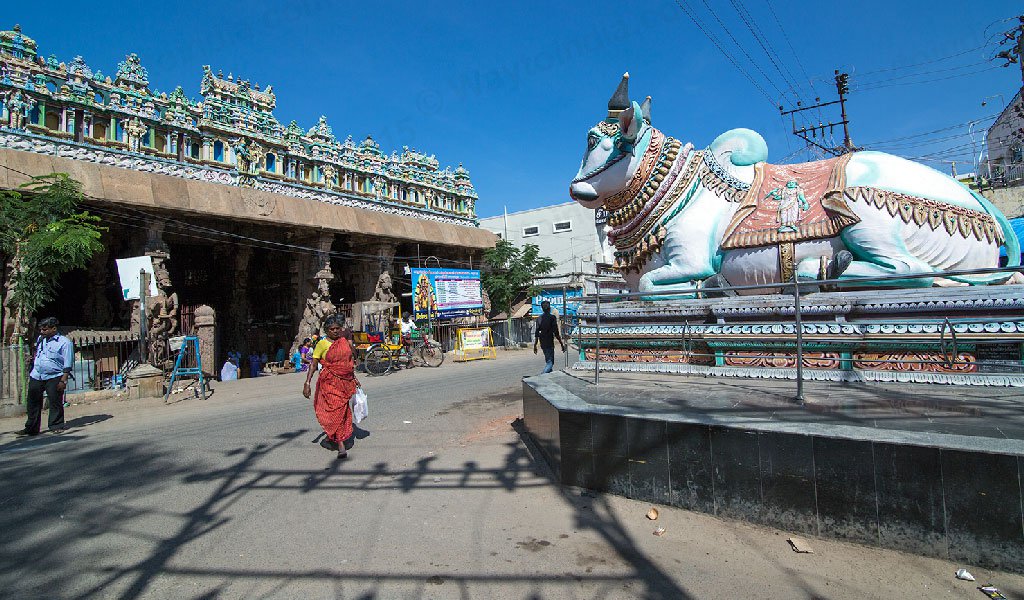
[981,160,1024,188]
[66,333,140,394]
[579,265,1024,401]
[430,317,536,352]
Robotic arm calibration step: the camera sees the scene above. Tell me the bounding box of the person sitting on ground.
[292,344,304,372]
[221,357,239,381]
[274,345,286,364]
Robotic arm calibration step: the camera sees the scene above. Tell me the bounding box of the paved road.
[2,350,1022,599]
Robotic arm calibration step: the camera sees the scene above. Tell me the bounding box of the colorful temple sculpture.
[567,74,1024,384]
[0,24,478,225]
[0,24,494,375]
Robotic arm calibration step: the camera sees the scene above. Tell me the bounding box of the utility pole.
[995,15,1024,84]
[779,70,857,156]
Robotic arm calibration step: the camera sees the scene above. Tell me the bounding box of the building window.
[265,153,276,172]
[553,220,572,233]
[523,226,539,237]
[213,140,224,162]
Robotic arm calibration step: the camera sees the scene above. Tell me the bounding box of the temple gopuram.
[0,24,494,369]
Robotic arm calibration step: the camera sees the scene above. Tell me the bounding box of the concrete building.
[982,87,1024,217]
[479,202,611,278]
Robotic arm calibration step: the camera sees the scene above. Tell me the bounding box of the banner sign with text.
[410,268,483,320]
[531,288,583,316]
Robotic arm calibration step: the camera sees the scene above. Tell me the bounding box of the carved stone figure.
[371,271,397,304]
[6,90,35,130]
[145,252,179,366]
[124,116,146,152]
[569,74,1021,295]
[295,267,336,348]
[232,137,250,172]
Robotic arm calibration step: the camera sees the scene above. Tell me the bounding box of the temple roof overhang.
[0,147,497,250]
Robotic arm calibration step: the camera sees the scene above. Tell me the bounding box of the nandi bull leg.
[828,232,938,287]
[637,261,715,298]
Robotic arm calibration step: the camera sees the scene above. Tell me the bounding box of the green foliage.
[0,173,104,330]
[481,239,556,316]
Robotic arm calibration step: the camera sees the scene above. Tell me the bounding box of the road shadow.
[0,415,706,598]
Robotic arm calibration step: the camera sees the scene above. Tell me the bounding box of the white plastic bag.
[351,388,368,424]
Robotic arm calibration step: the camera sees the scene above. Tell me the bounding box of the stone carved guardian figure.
[6,90,35,130]
[371,271,397,304]
[124,117,147,153]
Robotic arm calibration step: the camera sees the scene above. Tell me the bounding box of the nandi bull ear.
[640,96,652,124]
[618,100,644,144]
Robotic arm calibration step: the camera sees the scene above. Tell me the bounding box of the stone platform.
[522,370,1024,572]
[573,285,1024,386]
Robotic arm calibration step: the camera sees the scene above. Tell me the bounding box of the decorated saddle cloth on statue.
[721,154,860,250]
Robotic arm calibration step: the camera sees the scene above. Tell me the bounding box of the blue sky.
[6,1,1022,219]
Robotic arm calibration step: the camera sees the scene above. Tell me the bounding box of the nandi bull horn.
[607,72,630,118]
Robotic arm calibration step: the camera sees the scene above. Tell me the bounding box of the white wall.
[479,202,607,276]
[986,88,1023,165]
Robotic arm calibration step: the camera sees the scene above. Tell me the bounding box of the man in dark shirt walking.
[533,301,566,374]
[16,317,74,435]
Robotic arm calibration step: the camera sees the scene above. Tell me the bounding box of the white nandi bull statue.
[569,74,1020,295]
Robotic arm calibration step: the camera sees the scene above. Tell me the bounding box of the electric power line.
[855,65,1001,91]
[671,0,778,107]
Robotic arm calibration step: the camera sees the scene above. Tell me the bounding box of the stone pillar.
[195,305,216,376]
[74,108,84,143]
[292,233,336,352]
[82,243,114,327]
[228,245,253,355]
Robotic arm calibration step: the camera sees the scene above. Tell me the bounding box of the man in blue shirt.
[17,317,74,436]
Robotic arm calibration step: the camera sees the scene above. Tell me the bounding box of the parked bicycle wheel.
[364,344,393,376]
[418,340,445,368]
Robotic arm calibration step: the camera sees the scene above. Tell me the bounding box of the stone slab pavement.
[1,350,1022,599]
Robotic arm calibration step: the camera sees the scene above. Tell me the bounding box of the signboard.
[454,327,497,362]
[410,268,483,321]
[115,255,158,300]
[531,288,583,316]
[459,328,490,350]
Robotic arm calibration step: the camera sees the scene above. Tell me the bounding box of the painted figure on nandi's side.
[569,74,1021,295]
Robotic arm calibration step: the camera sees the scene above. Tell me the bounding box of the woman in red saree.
[303,315,360,459]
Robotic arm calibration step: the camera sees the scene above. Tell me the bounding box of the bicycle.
[363,334,444,376]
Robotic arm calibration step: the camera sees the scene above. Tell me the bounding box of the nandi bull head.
[569,73,654,208]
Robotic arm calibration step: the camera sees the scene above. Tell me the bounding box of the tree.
[481,239,556,318]
[0,173,104,343]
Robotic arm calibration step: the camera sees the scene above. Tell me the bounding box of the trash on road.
[955,568,975,581]
[979,585,1008,599]
[787,536,814,553]
[653,526,666,536]
[403,420,412,424]
[646,507,659,520]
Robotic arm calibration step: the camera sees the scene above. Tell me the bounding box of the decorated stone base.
[573,285,1024,386]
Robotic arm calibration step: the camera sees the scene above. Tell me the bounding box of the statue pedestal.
[127,364,164,399]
